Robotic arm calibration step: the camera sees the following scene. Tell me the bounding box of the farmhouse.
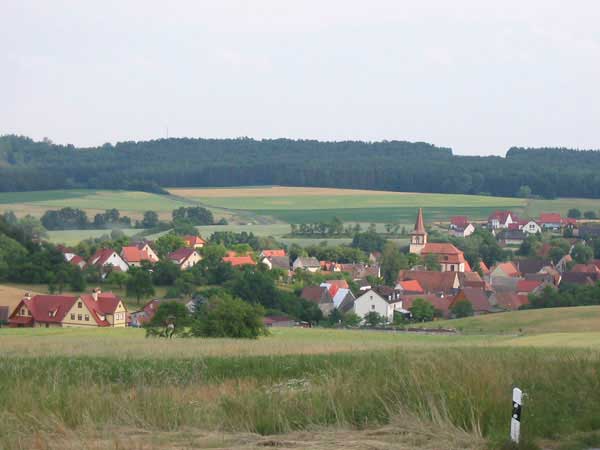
[168,248,202,270]
[88,248,129,275]
[293,257,321,272]
[488,211,517,229]
[538,213,563,231]
[183,235,206,249]
[521,220,542,234]
[354,286,402,323]
[9,289,127,328]
[449,216,475,237]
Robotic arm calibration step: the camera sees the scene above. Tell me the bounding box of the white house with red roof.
[538,213,563,231]
[487,211,516,229]
[8,289,127,328]
[88,248,129,274]
[168,248,201,270]
[120,243,159,267]
[421,243,468,273]
[259,249,286,258]
[449,216,475,237]
[183,235,206,249]
[521,220,542,234]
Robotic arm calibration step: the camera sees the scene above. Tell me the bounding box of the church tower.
[409,208,428,255]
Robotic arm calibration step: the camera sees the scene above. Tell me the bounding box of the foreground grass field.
[2,318,600,449]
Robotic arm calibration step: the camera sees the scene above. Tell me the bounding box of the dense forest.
[1,135,600,198]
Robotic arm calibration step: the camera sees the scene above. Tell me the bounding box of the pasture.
[2,312,600,449]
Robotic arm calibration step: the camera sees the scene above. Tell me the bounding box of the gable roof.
[493,262,520,277]
[121,246,150,263]
[451,288,492,313]
[168,248,197,263]
[398,271,459,294]
[488,210,514,223]
[539,213,562,224]
[516,279,543,293]
[421,243,466,264]
[223,255,256,267]
[516,259,552,275]
[264,255,290,270]
[398,279,424,294]
[321,279,349,297]
[300,285,331,304]
[294,257,321,268]
[261,249,286,257]
[89,248,118,266]
[183,235,206,247]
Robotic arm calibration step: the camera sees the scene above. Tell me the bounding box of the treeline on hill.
[2,135,600,198]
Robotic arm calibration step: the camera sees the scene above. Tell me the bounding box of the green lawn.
[46,228,143,245]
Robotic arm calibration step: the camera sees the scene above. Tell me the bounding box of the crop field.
[2,307,600,450]
[170,186,526,223]
[0,189,195,220]
[46,228,142,245]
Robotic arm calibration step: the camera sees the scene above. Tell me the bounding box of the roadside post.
[510,387,523,444]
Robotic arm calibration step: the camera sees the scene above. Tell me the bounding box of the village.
[4,206,599,330]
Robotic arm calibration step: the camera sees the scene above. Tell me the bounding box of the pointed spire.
[413,208,426,234]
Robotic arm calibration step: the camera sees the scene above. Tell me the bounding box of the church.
[409,208,468,272]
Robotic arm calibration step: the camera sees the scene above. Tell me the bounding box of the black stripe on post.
[512,402,521,422]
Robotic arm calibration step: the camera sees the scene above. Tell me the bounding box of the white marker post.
[510,387,523,444]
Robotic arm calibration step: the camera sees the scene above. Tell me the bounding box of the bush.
[192,294,267,339]
[451,299,474,318]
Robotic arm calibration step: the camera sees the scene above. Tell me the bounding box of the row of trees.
[4,135,600,199]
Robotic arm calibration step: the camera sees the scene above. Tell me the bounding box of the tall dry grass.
[1,348,599,449]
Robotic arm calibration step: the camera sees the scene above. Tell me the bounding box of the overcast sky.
[2,1,600,155]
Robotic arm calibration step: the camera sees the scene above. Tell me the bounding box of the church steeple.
[409,208,428,255]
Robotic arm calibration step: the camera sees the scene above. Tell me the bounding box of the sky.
[1,0,600,155]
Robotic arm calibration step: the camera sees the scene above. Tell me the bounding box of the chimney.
[92,287,101,302]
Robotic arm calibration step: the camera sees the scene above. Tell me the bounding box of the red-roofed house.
[168,248,202,270]
[183,235,206,249]
[120,246,154,267]
[135,242,159,262]
[449,216,475,237]
[397,279,424,295]
[490,262,520,278]
[488,211,517,229]
[516,279,544,296]
[421,243,467,272]
[8,289,127,328]
[222,255,256,267]
[320,279,349,297]
[538,213,563,231]
[450,288,493,315]
[88,249,129,274]
[491,292,529,311]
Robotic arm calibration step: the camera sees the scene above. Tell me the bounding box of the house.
[129,298,197,327]
[9,289,127,328]
[397,270,460,295]
[300,285,333,314]
[261,255,290,271]
[292,257,321,272]
[120,245,154,267]
[88,248,129,275]
[420,243,468,272]
[69,255,87,270]
[538,213,563,231]
[332,288,356,313]
[449,216,475,237]
[338,263,380,280]
[183,235,206,249]
[516,279,544,296]
[490,292,529,311]
[521,220,542,235]
[488,211,516,229]
[223,254,256,267]
[458,271,487,290]
[490,262,520,279]
[409,208,428,254]
[400,294,452,318]
[168,248,202,270]
[515,259,552,276]
[560,271,600,286]
[450,288,494,315]
[259,249,286,258]
[135,242,160,262]
[320,280,349,297]
[353,286,402,323]
[264,316,296,327]
[499,230,526,246]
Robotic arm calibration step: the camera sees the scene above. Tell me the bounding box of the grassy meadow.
[2,308,600,449]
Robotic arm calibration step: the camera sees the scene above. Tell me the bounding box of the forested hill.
[1,135,600,198]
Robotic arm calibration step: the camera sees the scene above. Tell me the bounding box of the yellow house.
[9,289,127,328]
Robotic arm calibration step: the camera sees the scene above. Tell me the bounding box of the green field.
[46,228,143,245]
[3,307,600,449]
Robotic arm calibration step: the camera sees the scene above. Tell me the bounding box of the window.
[77,314,82,320]
[77,302,82,308]
[71,314,75,320]
[85,315,89,321]
[371,305,375,310]
[20,308,25,316]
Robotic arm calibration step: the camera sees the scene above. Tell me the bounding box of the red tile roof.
[488,211,514,223]
[222,255,256,267]
[183,235,206,247]
[451,288,492,313]
[450,216,469,227]
[398,271,459,294]
[421,243,466,264]
[398,279,424,294]
[261,249,286,257]
[516,279,542,293]
[494,262,520,277]
[89,248,117,267]
[121,246,150,263]
[539,213,562,224]
[322,279,349,297]
[168,248,197,263]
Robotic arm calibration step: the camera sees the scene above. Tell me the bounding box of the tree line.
[3,135,600,198]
